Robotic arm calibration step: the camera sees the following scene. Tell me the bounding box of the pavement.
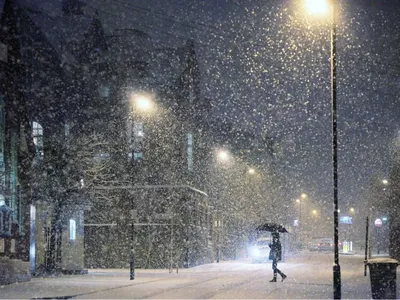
[0,252,397,299]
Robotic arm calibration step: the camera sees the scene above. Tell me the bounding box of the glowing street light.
[304,0,329,15]
[296,199,301,204]
[301,193,307,199]
[217,150,230,162]
[382,179,389,185]
[312,209,318,216]
[248,168,256,175]
[131,93,155,112]
[349,207,355,214]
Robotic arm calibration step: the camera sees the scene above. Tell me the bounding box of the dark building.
[82,29,214,268]
[0,0,215,279]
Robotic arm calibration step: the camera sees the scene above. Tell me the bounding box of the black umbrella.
[256,223,288,233]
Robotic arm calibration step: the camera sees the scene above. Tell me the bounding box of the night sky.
[4,0,400,218]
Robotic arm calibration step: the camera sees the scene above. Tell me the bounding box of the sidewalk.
[0,254,398,299]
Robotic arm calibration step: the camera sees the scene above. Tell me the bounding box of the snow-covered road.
[0,252,393,299]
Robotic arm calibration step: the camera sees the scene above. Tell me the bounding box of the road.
[0,252,390,299]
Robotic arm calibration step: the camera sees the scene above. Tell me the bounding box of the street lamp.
[382,179,389,185]
[130,92,155,113]
[248,168,256,175]
[295,198,303,247]
[304,0,341,298]
[301,193,307,200]
[217,149,230,162]
[127,92,155,280]
[296,198,302,224]
[304,0,329,15]
[214,216,222,263]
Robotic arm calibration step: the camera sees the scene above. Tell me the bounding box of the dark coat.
[269,242,282,261]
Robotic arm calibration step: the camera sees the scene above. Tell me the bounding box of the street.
[0,252,391,299]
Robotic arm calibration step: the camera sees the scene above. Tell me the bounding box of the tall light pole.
[330,1,341,298]
[128,92,155,280]
[304,0,340,298]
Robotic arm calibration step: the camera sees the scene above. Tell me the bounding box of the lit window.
[134,122,144,139]
[132,122,144,161]
[64,122,70,138]
[69,219,76,241]
[134,152,143,161]
[32,121,43,158]
[99,85,110,98]
[187,133,193,171]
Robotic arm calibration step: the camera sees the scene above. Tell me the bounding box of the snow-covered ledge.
[367,257,400,264]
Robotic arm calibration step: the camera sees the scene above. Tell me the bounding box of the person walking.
[269,232,287,282]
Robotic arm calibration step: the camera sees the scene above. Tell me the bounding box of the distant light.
[80,178,85,189]
[248,168,255,175]
[305,0,329,15]
[382,217,388,221]
[350,207,355,213]
[30,205,36,274]
[296,199,300,203]
[217,150,230,162]
[69,219,76,241]
[382,179,389,185]
[312,209,317,215]
[375,218,382,227]
[301,193,307,199]
[132,93,154,112]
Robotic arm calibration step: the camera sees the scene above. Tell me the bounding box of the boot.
[269,277,277,282]
[281,274,287,282]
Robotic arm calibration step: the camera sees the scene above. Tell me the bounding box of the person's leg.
[270,259,277,282]
[275,262,287,281]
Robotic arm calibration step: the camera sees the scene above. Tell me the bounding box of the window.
[99,85,110,98]
[134,152,143,161]
[133,122,144,161]
[64,122,71,138]
[133,122,144,140]
[32,121,44,158]
[69,219,76,241]
[187,133,193,171]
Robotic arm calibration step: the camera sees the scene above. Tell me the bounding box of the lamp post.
[330,2,341,298]
[215,216,222,263]
[128,92,155,280]
[130,204,136,280]
[214,149,230,263]
[296,199,302,223]
[296,193,307,243]
[304,0,340,298]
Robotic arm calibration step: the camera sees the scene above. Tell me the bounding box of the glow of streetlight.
[350,207,355,213]
[301,193,307,199]
[296,199,301,204]
[248,168,255,175]
[131,93,154,112]
[312,209,318,215]
[304,0,329,15]
[382,179,389,185]
[217,150,230,162]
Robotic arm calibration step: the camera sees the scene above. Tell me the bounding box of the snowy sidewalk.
[0,253,397,299]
